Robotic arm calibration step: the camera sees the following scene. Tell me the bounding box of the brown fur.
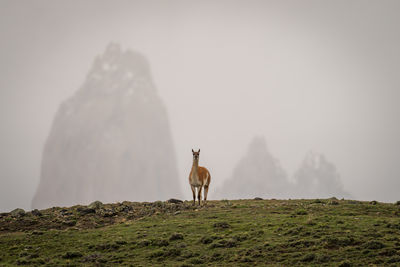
[189,166,211,186]
[189,149,211,205]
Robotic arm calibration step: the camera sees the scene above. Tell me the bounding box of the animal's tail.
[206,171,211,186]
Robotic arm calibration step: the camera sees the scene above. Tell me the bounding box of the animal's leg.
[204,185,209,205]
[197,186,203,206]
[191,186,196,206]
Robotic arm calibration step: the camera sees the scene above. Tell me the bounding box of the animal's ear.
[198,149,200,153]
[192,149,194,153]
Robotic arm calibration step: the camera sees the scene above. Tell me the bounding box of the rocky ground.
[0,199,191,234]
[1,198,400,266]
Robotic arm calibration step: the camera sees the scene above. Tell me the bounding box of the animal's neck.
[192,160,199,172]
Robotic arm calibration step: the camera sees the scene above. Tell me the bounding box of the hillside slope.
[1,198,400,266]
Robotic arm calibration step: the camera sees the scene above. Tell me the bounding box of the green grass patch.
[1,199,400,266]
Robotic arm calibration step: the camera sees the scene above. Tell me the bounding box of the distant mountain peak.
[32,44,181,209]
[215,136,351,200]
[82,44,152,96]
[104,42,122,55]
[294,151,350,198]
[303,150,325,170]
[247,135,269,155]
[215,136,289,199]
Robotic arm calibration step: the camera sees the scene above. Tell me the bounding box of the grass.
[1,198,400,266]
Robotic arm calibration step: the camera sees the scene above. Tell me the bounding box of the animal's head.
[192,149,200,161]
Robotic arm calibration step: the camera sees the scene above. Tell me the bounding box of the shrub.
[170,233,184,241]
[189,257,204,264]
[301,253,315,262]
[213,222,231,229]
[364,240,385,250]
[200,236,214,244]
[151,238,169,247]
[138,239,150,247]
[296,209,308,215]
[338,261,352,267]
[62,251,83,259]
[210,238,237,248]
[387,256,400,263]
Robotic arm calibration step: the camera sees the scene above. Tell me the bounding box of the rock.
[97,208,117,217]
[328,199,339,205]
[153,201,163,207]
[217,142,351,200]
[10,208,25,217]
[167,198,183,204]
[32,43,182,209]
[77,207,96,215]
[88,201,103,210]
[115,204,132,213]
[60,208,73,216]
[31,209,42,216]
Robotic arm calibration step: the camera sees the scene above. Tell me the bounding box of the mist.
[1,0,400,211]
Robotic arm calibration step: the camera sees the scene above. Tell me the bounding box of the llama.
[189,149,211,205]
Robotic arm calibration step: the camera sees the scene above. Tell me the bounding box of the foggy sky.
[1,0,400,211]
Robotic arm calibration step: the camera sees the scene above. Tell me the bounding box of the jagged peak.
[94,43,150,74]
[303,150,325,169]
[247,135,269,156]
[32,45,180,209]
[79,43,154,96]
[104,42,122,55]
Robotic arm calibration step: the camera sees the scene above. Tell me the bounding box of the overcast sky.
[1,0,399,211]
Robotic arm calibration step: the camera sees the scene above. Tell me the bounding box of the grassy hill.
[1,198,400,266]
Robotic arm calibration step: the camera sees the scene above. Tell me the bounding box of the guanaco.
[189,149,211,205]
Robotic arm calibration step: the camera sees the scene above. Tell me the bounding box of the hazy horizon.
[1,0,400,212]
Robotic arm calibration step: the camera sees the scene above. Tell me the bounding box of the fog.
[1,0,400,211]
